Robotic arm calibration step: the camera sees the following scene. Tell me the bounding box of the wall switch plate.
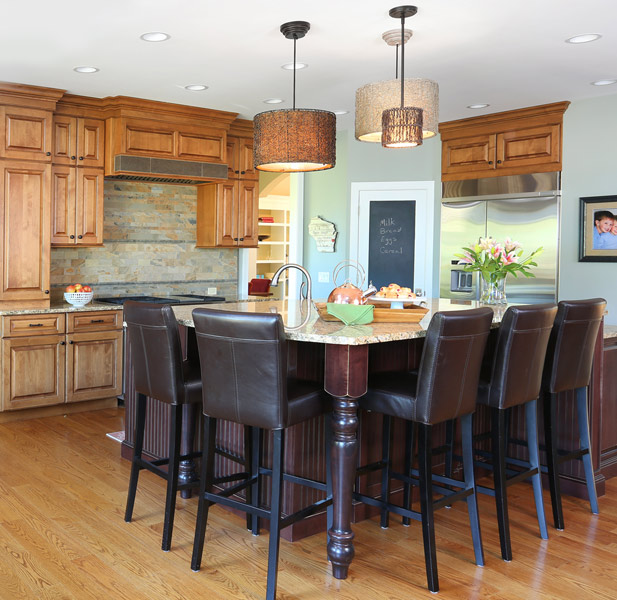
[207,287,217,295]
[318,272,329,283]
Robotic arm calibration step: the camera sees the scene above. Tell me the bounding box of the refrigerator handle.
[442,200,484,208]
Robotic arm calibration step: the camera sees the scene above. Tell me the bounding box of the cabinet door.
[238,137,258,180]
[51,165,76,245]
[216,181,239,247]
[52,115,77,165]
[77,118,105,168]
[496,124,561,171]
[441,134,496,176]
[226,136,239,178]
[66,330,122,403]
[75,168,104,245]
[0,106,53,162]
[237,180,259,247]
[0,161,51,305]
[123,119,176,158]
[177,126,225,163]
[1,334,65,410]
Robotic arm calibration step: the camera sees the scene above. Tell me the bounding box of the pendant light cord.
[400,16,405,107]
[293,35,297,110]
[395,44,399,79]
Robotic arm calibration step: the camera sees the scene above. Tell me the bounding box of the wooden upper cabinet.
[0,106,53,162]
[53,116,105,168]
[123,120,175,157]
[439,102,569,181]
[226,135,257,180]
[0,161,51,308]
[177,126,226,162]
[237,180,259,247]
[226,136,239,178]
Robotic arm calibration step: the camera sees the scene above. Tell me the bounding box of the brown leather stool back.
[124,301,193,405]
[415,307,494,424]
[542,298,606,394]
[192,308,289,430]
[482,304,557,410]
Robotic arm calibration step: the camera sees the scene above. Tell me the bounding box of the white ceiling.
[2,0,617,128]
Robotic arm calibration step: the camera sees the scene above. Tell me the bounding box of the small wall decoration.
[308,216,337,253]
[579,195,617,262]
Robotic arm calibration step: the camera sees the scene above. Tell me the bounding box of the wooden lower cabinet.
[1,310,123,412]
[2,334,65,410]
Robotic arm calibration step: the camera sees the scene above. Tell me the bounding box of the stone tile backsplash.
[50,181,238,301]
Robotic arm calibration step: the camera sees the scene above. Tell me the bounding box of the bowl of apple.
[64,284,94,307]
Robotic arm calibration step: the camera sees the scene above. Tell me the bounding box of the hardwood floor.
[1,407,616,599]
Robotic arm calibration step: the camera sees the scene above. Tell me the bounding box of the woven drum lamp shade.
[382,106,423,147]
[253,108,336,172]
[355,78,438,142]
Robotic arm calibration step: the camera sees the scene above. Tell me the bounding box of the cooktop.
[96,294,226,305]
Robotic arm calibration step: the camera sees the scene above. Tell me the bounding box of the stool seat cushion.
[361,371,418,421]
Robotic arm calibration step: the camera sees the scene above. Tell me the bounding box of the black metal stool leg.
[191,416,217,572]
[461,414,484,567]
[266,429,284,600]
[576,386,599,515]
[445,418,455,480]
[418,424,438,593]
[525,399,548,540]
[125,392,147,523]
[492,407,512,561]
[244,426,253,531]
[402,420,415,526]
[543,391,564,530]
[380,415,393,529]
[251,426,262,536]
[162,403,183,552]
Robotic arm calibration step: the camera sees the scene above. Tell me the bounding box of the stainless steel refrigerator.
[439,173,560,304]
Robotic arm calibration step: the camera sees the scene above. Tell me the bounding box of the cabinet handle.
[29,323,44,327]
[60,341,66,345]
[78,235,83,239]
[71,155,76,160]
[44,290,50,294]
[79,156,84,161]
[497,159,502,164]
[46,152,51,156]
[90,319,105,323]
[70,235,75,239]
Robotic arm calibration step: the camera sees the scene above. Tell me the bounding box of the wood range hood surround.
[59,93,241,184]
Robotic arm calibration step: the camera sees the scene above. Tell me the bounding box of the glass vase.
[479,274,507,305]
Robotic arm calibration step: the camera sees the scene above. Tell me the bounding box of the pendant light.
[382,6,422,147]
[253,21,336,172]
[355,6,439,143]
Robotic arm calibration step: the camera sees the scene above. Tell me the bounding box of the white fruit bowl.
[64,291,94,307]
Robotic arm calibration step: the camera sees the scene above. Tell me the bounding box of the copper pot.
[327,260,377,304]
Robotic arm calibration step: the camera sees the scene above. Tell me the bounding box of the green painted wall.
[561,94,617,325]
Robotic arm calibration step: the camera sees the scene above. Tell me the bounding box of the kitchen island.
[121,298,617,581]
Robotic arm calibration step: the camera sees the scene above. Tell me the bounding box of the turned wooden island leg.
[325,344,368,580]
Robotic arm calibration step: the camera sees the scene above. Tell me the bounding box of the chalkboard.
[368,200,416,290]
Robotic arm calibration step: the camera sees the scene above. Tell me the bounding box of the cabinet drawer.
[67,310,122,333]
[2,314,65,337]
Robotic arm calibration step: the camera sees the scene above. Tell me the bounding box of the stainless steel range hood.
[109,155,229,184]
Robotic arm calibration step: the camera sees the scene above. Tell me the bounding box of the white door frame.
[349,181,434,297]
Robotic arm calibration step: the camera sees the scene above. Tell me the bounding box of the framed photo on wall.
[579,195,617,262]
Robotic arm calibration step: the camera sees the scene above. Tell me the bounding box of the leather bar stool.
[540,298,606,530]
[123,301,204,552]
[190,308,332,600]
[473,304,557,562]
[354,307,493,593]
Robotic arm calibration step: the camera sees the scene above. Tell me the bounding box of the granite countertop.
[172,298,504,345]
[0,301,123,316]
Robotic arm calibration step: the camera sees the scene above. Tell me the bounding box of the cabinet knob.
[46,152,51,156]
[240,237,244,241]
[233,237,238,241]
[488,160,493,165]
[497,159,502,164]
[60,341,66,346]
[69,340,74,345]
[44,290,50,294]
[70,235,75,239]
[235,170,240,174]
[78,235,83,239]
[71,156,76,160]
[241,171,246,174]
[79,156,84,161]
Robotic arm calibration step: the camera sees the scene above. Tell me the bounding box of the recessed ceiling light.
[592,79,617,86]
[263,98,284,104]
[281,62,308,70]
[333,110,348,115]
[140,31,171,42]
[73,66,99,73]
[566,33,601,44]
[184,84,208,91]
[467,104,489,109]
